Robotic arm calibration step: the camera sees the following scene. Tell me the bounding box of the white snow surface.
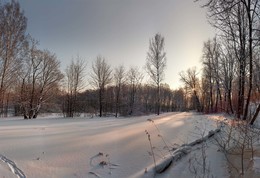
[0,112,228,178]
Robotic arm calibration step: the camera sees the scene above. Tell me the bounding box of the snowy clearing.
[0,112,226,178]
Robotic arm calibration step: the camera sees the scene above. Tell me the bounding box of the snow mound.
[155,156,173,173]
[153,127,221,174]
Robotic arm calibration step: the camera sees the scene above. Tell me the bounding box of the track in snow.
[0,154,26,178]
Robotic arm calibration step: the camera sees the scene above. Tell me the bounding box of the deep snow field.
[0,112,229,178]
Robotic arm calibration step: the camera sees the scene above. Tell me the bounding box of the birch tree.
[146,33,166,115]
[0,0,27,116]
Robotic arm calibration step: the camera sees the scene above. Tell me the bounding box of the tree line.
[1,0,260,123]
[0,0,172,118]
[63,33,168,117]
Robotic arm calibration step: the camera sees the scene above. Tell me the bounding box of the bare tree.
[114,65,125,117]
[202,37,225,113]
[127,67,143,115]
[19,39,63,119]
[218,38,235,114]
[64,57,86,117]
[179,67,202,112]
[0,0,27,116]
[202,38,218,113]
[90,56,112,117]
[146,33,166,115]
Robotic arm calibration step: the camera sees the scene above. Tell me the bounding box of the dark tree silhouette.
[90,56,112,117]
[146,33,166,115]
[114,65,125,117]
[65,57,86,117]
[0,0,27,116]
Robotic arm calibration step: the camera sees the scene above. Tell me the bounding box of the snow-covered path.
[0,112,218,178]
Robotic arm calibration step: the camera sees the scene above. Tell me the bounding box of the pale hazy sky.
[19,0,215,89]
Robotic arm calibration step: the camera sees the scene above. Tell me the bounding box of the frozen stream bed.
[0,112,225,178]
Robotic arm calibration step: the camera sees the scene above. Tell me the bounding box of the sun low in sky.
[19,0,215,89]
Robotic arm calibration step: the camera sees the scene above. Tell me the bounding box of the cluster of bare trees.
[0,0,27,116]
[0,0,172,119]
[182,0,260,124]
[62,57,173,117]
[0,1,63,118]
[60,33,172,117]
[64,57,86,117]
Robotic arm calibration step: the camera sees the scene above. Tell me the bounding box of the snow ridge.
[155,127,221,174]
[0,154,26,178]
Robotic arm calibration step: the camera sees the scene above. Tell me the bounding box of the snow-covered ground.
[0,161,16,178]
[0,112,227,178]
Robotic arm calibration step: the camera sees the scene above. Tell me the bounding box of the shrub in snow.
[213,119,260,176]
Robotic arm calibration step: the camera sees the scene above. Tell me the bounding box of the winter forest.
[0,0,260,178]
[0,0,259,123]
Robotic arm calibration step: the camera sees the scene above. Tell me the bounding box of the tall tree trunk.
[237,3,246,119]
[237,61,245,119]
[0,89,4,116]
[228,88,234,114]
[210,80,213,112]
[115,85,120,117]
[215,90,219,112]
[157,84,160,115]
[4,92,10,117]
[0,55,9,117]
[217,84,222,112]
[243,6,253,120]
[99,87,103,117]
